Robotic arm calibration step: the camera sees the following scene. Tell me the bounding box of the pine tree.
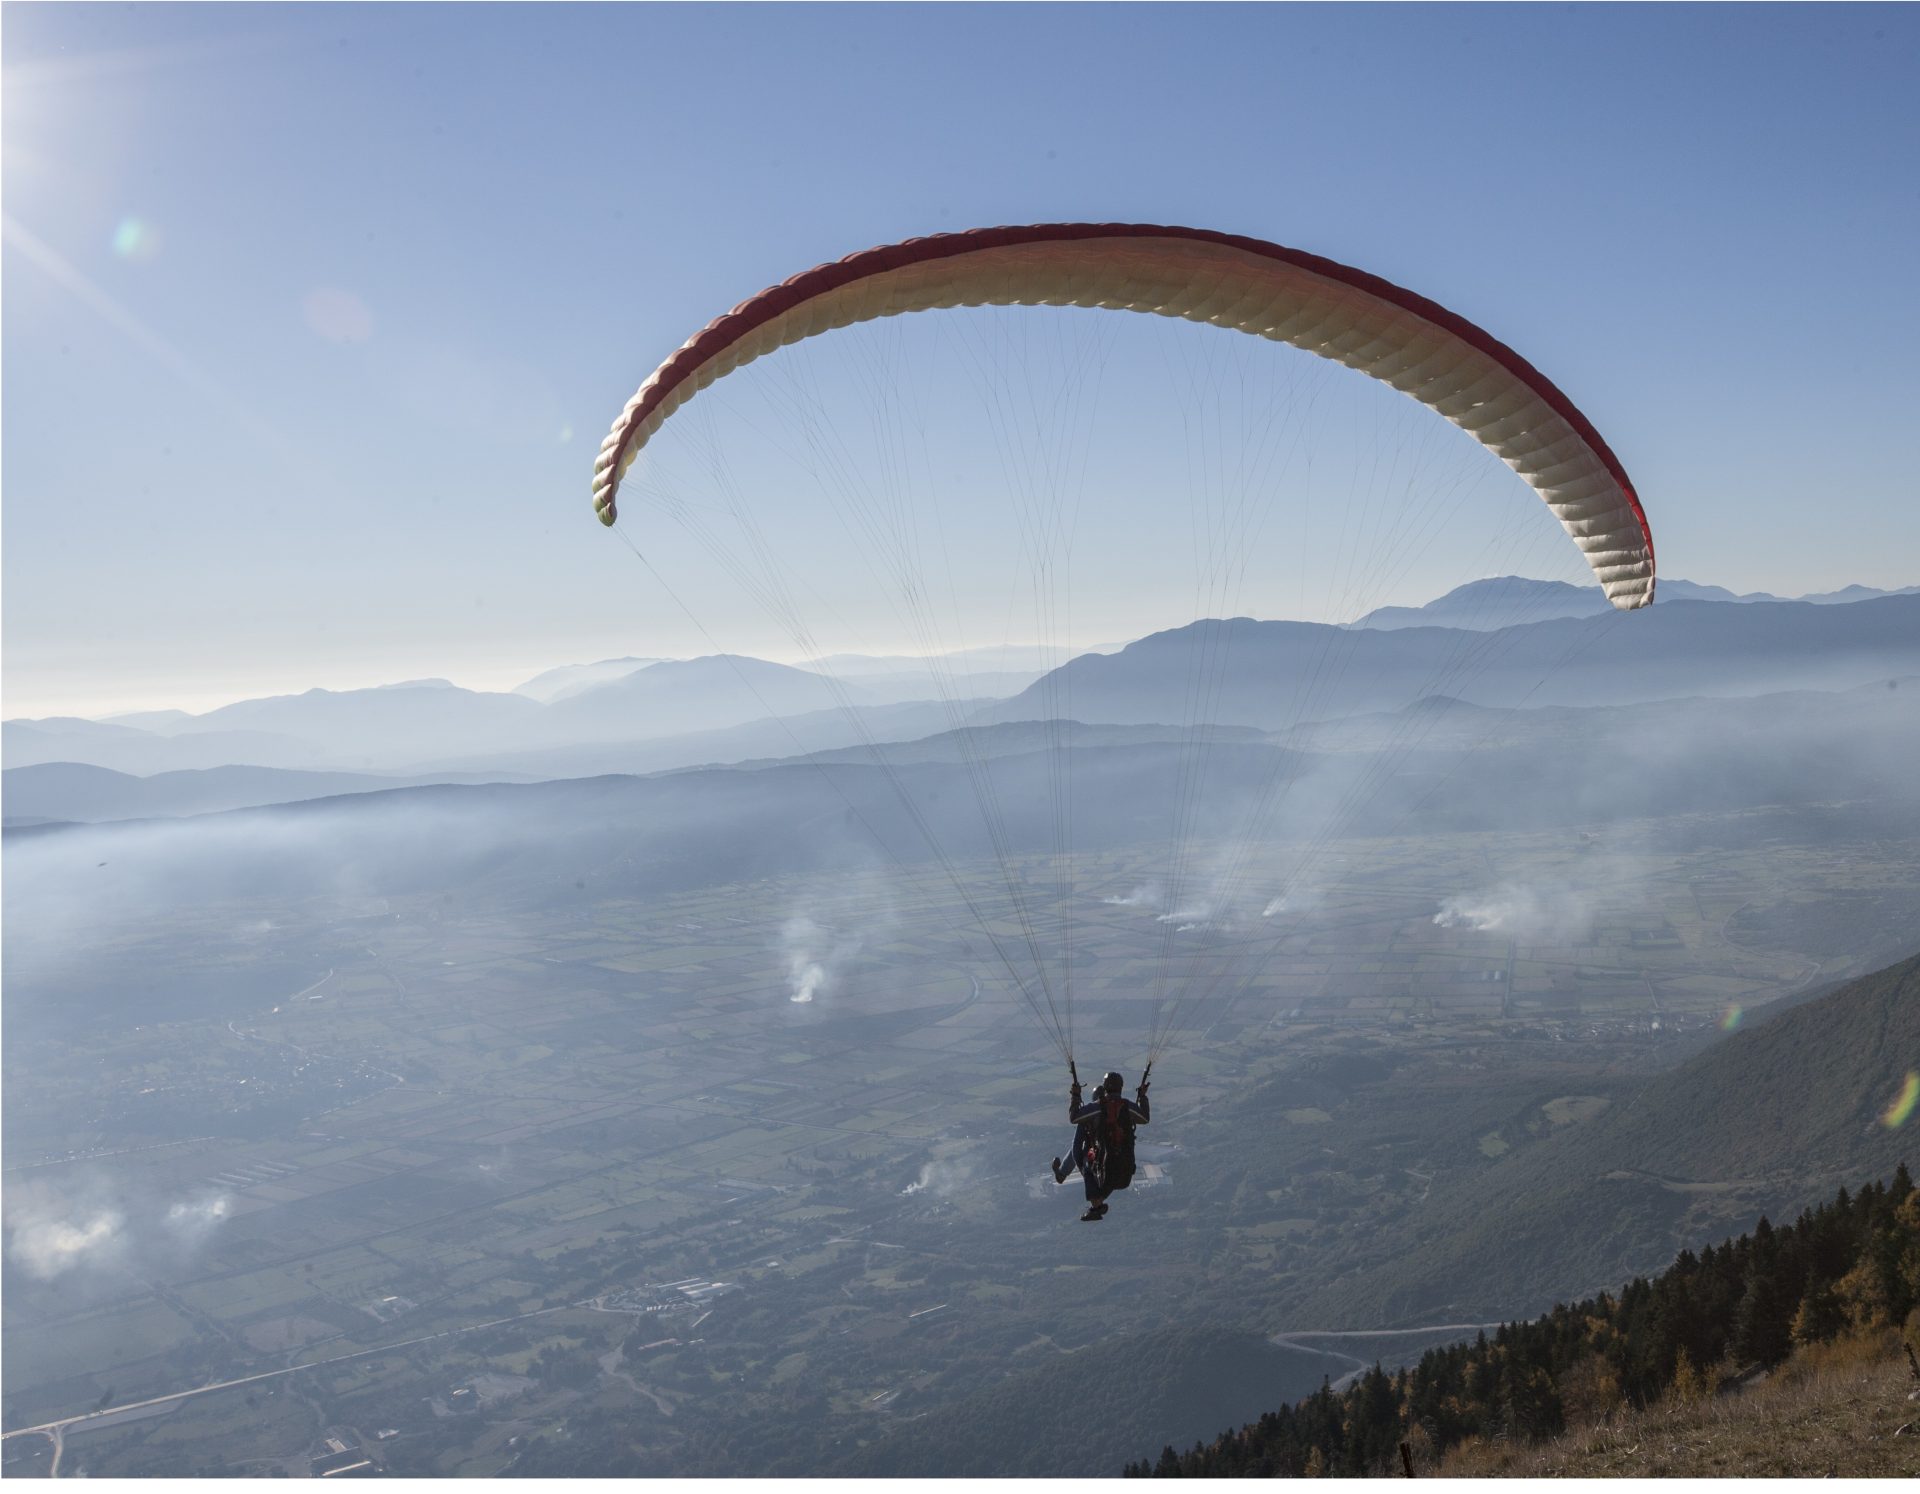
[1791,1281,1848,1345]
[1668,1347,1706,1404]
[1732,1217,1794,1366]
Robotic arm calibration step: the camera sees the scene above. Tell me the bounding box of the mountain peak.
[1352,577,1607,631]
[512,656,669,703]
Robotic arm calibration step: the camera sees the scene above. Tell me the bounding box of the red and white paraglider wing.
[593,224,1653,609]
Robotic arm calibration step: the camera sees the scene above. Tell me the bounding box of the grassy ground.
[1443,1341,1920,1478]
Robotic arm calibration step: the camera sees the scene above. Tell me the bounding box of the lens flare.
[1720,1004,1743,1032]
[1882,1071,1918,1130]
[111,216,161,260]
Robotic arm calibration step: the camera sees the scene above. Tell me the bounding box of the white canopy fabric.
[595,223,1653,608]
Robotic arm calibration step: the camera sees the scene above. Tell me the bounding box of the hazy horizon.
[12,571,1916,724]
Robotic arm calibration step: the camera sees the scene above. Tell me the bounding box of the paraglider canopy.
[594,222,1654,608]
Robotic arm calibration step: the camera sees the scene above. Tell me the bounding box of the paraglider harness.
[1071,1062,1146,1193]
[1090,1091,1137,1191]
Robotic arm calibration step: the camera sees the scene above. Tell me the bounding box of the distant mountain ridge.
[15,676,1914,827]
[2,717,323,775]
[539,653,883,739]
[10,584,1916,780]
[1352,575,1612,629]
[4,659,887,776]
[0,761,532,826]
[170,681,540,764]
[1352,574,1918,629]
[511,642,1085,704]
[990,595,1920,731]
[512,656,667,703]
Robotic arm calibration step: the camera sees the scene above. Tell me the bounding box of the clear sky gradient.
[4,3,1916,717]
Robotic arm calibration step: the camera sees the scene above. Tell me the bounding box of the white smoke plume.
[1432,893,1515,932]
[780,915,851,1003]
[165,1192,234,1241]
[7,1206,124,1280]
[776,869,895,1004]
[1262,887,1322,919]
[1430,865,1642,942]
[900,1143,982,1198]
[1158,887,1259,931]
[1132,844,1317,933]
[775,906,875,998]
[790,960,826,1003]
[5,1180,234,1282]
[1103,883,1163,909]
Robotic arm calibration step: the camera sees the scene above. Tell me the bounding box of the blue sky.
[4,2,1916,717]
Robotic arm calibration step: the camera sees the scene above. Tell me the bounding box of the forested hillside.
[1132,1167,1920,1476]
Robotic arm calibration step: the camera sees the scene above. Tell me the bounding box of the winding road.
[1271,1323,1508,1390]
[1,1299,586,1474]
